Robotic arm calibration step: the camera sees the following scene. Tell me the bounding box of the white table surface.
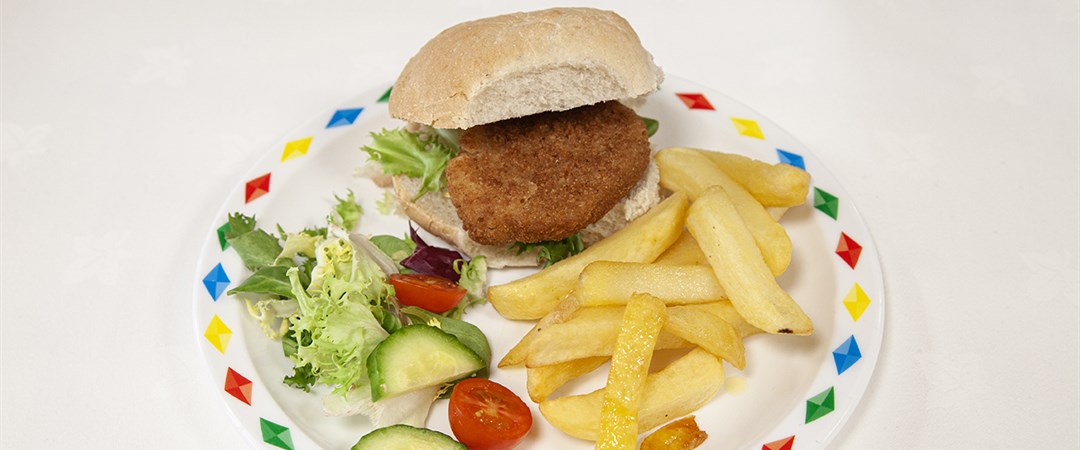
[2,1,1078,449]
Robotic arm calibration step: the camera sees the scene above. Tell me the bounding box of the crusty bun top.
[389,7,663,129]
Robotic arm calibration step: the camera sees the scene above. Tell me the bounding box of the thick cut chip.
[526,357,608,402]
[488,192,688,320]
[657,148,791,276]
[686,186,813,335]
[654,231,709,266]
[540,348,724,441]
[498,294,581,368]
[666,306,745,369]
[690,149,810,207]
[596,294,667,450]
[525,306,689,367]
[680,302,762,339]
[576,261,725,307]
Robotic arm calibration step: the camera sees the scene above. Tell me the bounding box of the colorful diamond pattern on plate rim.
[204,315,231,354]
[805,386,836,423]
[280,137,313,162]
[814,187,839,220]
[260,418,294,450]
[732,117,765,139]
[216,221,231,250]
[245,173,271,203]
[675,92,715,110]
[325,107,363,128]
[844,283,872,322]
[836,232,863,269]
[202,263,230,301]
[201,86,879,449]
[777,148,806,170]
[224,367,253,405]
[833,336,862,375]
[762,435,795,450]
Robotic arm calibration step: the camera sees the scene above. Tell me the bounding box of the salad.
[223,192,530,448]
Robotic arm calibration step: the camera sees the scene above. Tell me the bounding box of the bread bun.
[389,7,664,129]
[392,156,662,268]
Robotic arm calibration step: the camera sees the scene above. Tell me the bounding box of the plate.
[192,75,885,450]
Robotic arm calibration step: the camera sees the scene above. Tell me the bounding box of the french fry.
[657,148,791,276]
[498,294,581,368]
[639,416,708,450]
[687,186,813,335]
[525,306,690,367]
[666,306,745,369]
[539,348,724,441]
[488,192,689,320]
[526,356,608,402]
[596,294,667,450]
[692,149,810,207]
[653,231,708,266]
[680,301,762,339]
[576,261,725,307]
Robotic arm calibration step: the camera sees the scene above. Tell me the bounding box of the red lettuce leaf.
[400,224,465,283]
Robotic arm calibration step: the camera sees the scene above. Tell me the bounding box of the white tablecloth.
[2,1,1077,448]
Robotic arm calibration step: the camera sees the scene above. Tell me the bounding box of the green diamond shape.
[805,386,836,423]
[814,187,839,220]
[259,418,294,450]
[216,222,231,250]
[377,87,392,103]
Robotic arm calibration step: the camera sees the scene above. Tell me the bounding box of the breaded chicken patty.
[446,101,651,245]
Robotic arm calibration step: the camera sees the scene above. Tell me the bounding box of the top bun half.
[388,7,664,129]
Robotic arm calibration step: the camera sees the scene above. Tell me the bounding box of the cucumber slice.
[368,324,485,401]
[351,424,465,450]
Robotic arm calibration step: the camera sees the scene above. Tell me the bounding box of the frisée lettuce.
[224,190,492,430]
[285,233,398,395]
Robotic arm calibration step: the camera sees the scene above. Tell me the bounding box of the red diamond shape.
[676,92,715,110]
[762,435,795,450]
[224,367,253,405]
[836,232,863,269]
[245,173,271,204]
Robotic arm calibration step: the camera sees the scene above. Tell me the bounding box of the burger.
[363,7,664,267]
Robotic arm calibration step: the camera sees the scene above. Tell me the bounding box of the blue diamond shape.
[325,107,364,128]
[832,335,862,375]
[777,149,806,170]
[202,263,230,301]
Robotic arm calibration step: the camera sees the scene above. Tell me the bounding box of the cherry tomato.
[448,378,533,450]
[388,273,467,313]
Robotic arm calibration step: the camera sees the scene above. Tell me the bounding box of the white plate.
[193,75,885,450]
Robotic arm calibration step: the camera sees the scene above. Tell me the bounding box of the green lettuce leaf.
[361,128,455,200]
[330,190,363,230]
[224,213,283,271]
[640,115,660,137]
[510,234,585,268]
[369,234,416,263]
[228,265,295,298]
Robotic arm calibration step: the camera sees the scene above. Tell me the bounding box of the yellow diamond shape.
[204,315,232,354]
[843,283,871,322]
[731,117,765,140]
[280,136,313,162]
